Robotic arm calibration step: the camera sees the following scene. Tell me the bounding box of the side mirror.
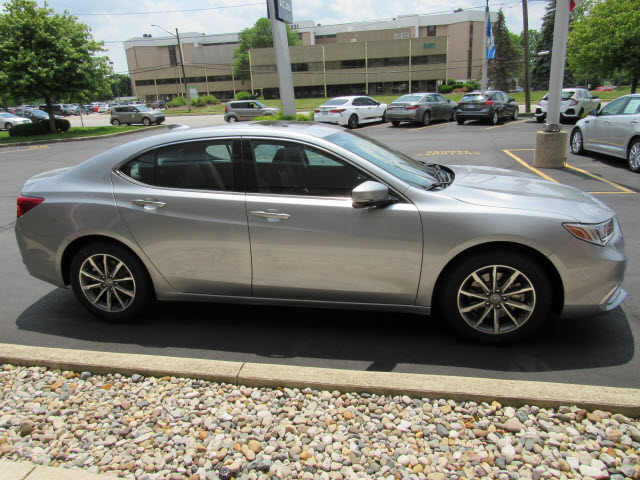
[509,97,516,102]
[589,109,598,117]
[593,95,599,99]
[447,99,451,103]
[352,181,392,208]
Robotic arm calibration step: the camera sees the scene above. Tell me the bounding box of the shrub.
[168,96,187,107]
[295,112,314,121]
[438,84,453,94]
[200,94,220,105]
[462,83,476,92]
[451,83,464,90]
[9,118,70,137]
[466,79,481,90]
[235,91,253,100]
[191,97,208,107]
[447,78,457,86]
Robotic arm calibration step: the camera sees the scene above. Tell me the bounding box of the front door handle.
[132,199,166,210]
[251,210,291,220]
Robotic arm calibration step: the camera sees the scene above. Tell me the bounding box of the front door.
[112,138,251,295]
[243,138,423,305]
[586,97,628,154]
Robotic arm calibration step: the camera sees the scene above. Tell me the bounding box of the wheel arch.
[61,234,155,296]
[431,241,564,317]
[627,135,640,155]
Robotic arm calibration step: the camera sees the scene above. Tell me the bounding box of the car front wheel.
[490,110,499,125]
[512,108,519,120]
[142,117,151,126]
[628,139,640,173]
[536,116,545,123]
[111,119,121,126]
[347,114,359,129]
[440,251,551,344]
[570,128,585,155]
[5,123,12,131]
[70,242,153,322]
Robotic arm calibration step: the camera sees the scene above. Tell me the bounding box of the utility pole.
[522,0,531,113]
[175,28,191,113]
[481,0,489,92]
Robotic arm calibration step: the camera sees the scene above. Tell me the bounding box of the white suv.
[536,88,601,123]
[314,96,387,129]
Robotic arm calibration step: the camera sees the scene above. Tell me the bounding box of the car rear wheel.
[111,119,121,126]
[142,117,151,126]
[347,114,359,129]
[422,112,431,126]
[628,139,640,173]
[227,116,237,123]
[457,118,465,125]
[490,110,499,125]
[391,121,401,127]
[70,242,154,322]
[450,109,457,122]
[570,128,585,155]
[536,116,545,123]
[440,251,551,344]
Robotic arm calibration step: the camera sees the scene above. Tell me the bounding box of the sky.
[10,0,549,75]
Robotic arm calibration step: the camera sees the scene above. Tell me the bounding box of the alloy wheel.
[79,254,136,313]
[457,264,536,335]
[629,141,640,172]
[571,130,583,154]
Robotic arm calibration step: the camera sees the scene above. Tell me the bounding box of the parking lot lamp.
[151,24,191,112]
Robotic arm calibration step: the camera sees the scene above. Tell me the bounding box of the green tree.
[233,17,302,83]
[109,74,133,99]
[487,10,520,92]
[568,0,640,93]
[0,0,111,132]
[531,0,577,91]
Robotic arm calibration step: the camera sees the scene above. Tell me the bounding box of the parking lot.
[1,115,639,389]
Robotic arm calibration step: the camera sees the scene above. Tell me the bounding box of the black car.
[15,108,62,123]
[456,91,519,125]
[149,100,166,109]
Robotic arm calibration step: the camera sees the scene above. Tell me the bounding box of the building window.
[427,26,436,37]
[207,75,233,82]
[368,57,409,68]
[316,34,337,39]
[394,32,410,40]
[168,45,178,67]
[291,63,309,72]
[253,64,276,73]
[411,55,446,65]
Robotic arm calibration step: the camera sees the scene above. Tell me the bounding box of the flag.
[486,18,496,60]
[570,0,584,12]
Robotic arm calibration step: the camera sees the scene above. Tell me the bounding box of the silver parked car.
[15,123,626,344]
[110,105,164,126]
[224,100,279,122]
[386,93,457,127]
[0,111,31,130]
[570,94,640,172]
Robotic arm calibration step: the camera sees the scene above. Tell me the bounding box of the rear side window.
[119,140,241,192]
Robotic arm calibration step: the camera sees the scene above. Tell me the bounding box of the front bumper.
[153,115,165,123]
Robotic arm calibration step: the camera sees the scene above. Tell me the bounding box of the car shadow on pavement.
[14,288,635,381]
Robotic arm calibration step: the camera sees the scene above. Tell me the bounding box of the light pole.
[151,24,191,112]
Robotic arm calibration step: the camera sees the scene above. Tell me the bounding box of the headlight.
[564,218,616,246]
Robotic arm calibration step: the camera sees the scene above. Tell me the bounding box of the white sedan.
[535,88,601,123]
[314,96,387,129]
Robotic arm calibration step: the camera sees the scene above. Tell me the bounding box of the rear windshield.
[394,95,423,103]
[461,94,486,102]
[323,99,348,106]
[561,91,575,100]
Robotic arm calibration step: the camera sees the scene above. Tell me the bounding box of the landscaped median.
[0,126,155,146]
[0,343,638,480]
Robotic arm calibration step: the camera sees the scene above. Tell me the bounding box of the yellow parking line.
[409,122,452,132]
[565,163,634,193]
[486,119,528,130]
[0,145,50,154]
[503,149,559,183]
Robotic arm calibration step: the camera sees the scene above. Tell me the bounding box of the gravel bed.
[0,364,639,480]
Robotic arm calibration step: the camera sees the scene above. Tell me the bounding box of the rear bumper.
[386,110,420,122]
[314,113,348,126]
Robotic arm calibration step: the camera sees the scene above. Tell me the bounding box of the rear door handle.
[631,120,638,124]
[251,210,291,220]
[132,199,166,210]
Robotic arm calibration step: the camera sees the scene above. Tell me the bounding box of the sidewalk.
[0,460,105,479]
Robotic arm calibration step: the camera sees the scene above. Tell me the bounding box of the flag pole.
[481,0,489,92]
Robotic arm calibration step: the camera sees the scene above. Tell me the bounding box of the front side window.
[247,140,372,197]
[119,140,240,191]
[600,97,627,116]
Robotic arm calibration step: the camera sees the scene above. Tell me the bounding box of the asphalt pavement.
[1,115,638,390]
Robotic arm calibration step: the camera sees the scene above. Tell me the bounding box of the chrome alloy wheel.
[571,130,583,153]
[79,254,136,312]
[629,142,640,171]
[457,265,536,335]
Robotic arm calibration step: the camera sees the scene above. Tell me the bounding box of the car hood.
[443,165,613,222]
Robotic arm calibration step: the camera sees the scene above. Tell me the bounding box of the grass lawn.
[161,87,632,117]
[0,126,147,144]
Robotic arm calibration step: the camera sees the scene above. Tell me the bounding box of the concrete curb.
[0,459,103,480]
[0,125,165,149]
[1,343,639,417]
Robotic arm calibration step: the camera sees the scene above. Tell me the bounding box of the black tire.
[450,109,457,122]
[512,108,519,121]
[536,116,545,124]
[5,123,12,131]
[111,119,121,126]
[490,110,499,125]
[142,117,151,126]
[628,139,640,173]
[227,116,238,123]
[70,242,154,323]
[439,251,552,344]
[381,111,387,123]
[457,117,465,125]
[347,114,359,129]
[570,128,585,155]
[391,121,401,127]
[422,111,431,127]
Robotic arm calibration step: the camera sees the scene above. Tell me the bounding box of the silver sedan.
[570,94,640,172]
[386,93,457,127]
[15,123,627,344]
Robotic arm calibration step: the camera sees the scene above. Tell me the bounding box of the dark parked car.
[38,104,65,116]
[15,108,61,123]
[150,100,166,109]
[456,91,519,125]
[386,93,457,127]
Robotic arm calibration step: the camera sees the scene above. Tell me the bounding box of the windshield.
[0,112,14,118]
[323,99,348,106]
[136,105,150,112]
[30,110,48,117]
[326,131,441,189]
[253,101,266,108]
[461,94,486,102]
[394,95,423,103]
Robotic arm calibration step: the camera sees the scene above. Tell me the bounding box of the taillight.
[484,100,495,106]
[224,104,228,113]
[315,109,320,113]
[569,99,578,106]
[17,196,44,217]
[404,105,419,110]
[330,108,346,113]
